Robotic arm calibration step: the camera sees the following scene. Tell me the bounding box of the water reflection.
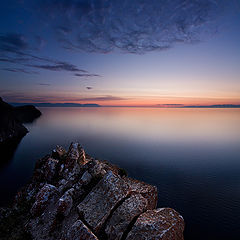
[0,107,240,239]
[33,107,240,144]
[0,137,23,169]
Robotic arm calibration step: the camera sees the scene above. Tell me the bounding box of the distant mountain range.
[10,103,101,107]
[157,104,240,108]
[8,103,240,108]
[183,104,240,108]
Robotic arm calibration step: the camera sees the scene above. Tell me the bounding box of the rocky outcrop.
[0,97,41,144]
[0,142,185,240]
[125,208,185,240]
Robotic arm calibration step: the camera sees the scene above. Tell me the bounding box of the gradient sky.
[0,0,240,106]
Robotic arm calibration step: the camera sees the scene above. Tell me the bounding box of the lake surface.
[0,107,240,240]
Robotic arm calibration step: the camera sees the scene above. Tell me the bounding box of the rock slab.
[126,208,185,240]
[77,171,130,233]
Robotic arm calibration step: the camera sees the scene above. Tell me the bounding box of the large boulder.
[65,220,99,240]
[43,157,59,182]
[125,177,158,210]
[30,184,58,217]
[125,208,185,240]
[105,193,149,240]
[77,171,130,233]
[66,142,87,167]
[56,190,73,217]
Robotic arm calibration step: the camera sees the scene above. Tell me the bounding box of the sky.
[0,0,240,106]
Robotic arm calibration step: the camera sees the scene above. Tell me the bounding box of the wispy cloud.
[156,104,184,108]
[41,0,222,54]
[0,33,28,53]
[2,67,38,74]
[27,62,87,72]
[75,73,101,77]
[0,90,127,103]
[37,83,51,86]
[75,95,127,102]
[0,32,100,77]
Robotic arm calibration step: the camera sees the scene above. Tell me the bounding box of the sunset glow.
[1,1,240,107]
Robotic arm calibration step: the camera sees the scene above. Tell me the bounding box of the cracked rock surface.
[0,142,185,240]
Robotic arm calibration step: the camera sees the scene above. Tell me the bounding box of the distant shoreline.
[9,102,240,108]
[10,103,101,108]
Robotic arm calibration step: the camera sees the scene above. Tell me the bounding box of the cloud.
[0,0,226,78]
[158,104,184,106]
[27,62,87,72]
[156,104,184,108]
[0,91,127,103]
[0,57,32,63]
[75,73,101,77]
[41,0,222,54]
[34,35,46,50]
[37,83,51,86]
[2,68,38,74]
[0,33,28,53]
[57,26,72,35]
[0,32,100,76]
[25,61,100,76]
[75,95,127,102]
[86,87,93,90]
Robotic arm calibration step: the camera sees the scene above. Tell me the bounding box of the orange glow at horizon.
[7,86,240,107]
[14,95,240,107]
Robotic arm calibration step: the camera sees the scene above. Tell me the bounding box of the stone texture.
[43,157,59,182]
[125,208,185,240]
[57,190,73,217]
[66,142,87,168]
[87,159,121,179]
[52,145,66,159]
[80,170,92,185]
[60,142,88,181]
[30,184,58,217]
[125,177,158,210]
[87,160,108,178]
[105,193,149,240]
[65,220,99,240]
[77,171,130,233]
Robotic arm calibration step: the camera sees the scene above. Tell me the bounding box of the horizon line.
[9,102,240,108]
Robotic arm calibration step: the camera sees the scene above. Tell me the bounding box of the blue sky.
[0,0,240,106]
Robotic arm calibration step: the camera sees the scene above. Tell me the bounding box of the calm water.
[0,107,240,240]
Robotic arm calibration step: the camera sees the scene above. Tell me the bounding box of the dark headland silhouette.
[0,97,41,167]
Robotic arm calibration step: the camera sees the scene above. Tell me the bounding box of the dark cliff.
[0,98,41,143]
[13,105,41,123]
